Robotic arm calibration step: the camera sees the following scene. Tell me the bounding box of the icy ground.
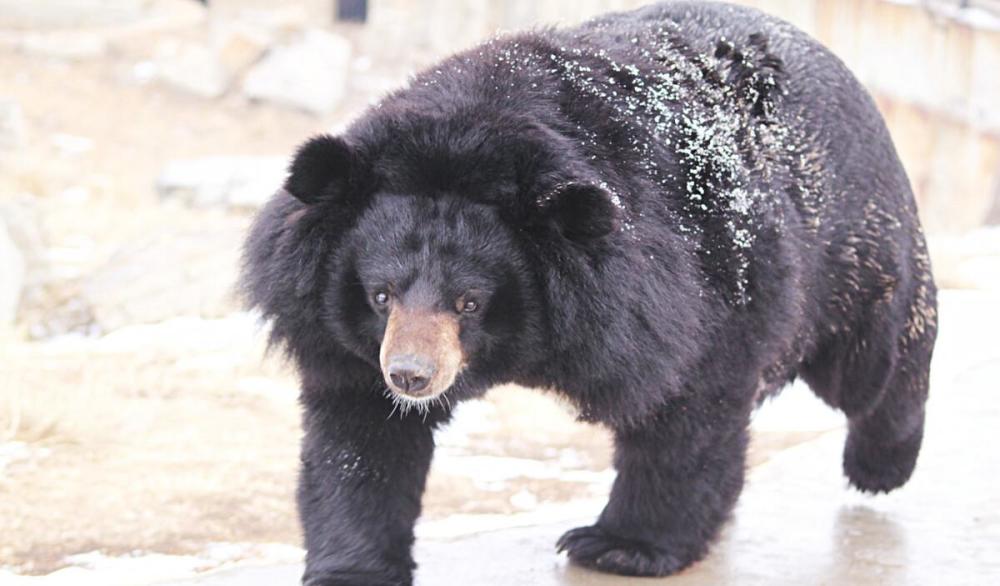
[3,290,997,585]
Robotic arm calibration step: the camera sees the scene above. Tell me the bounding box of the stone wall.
[751,0,1000,234]
[10,0,997,234]
[361,0,1000,235]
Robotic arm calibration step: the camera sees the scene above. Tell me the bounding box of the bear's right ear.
[535,182,619,241]
[284,134,354,205]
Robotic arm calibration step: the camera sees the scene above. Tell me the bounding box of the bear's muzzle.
[379,304,465,400]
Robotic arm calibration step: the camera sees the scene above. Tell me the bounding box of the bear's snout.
[379,304,465,400]
[387,355,436,395]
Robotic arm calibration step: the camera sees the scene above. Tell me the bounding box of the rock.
[19,31,108,60]
[155,23,272,99]
[0,215,25,326]
[155,41,233,99]
[0,98,25,149]
[155,156,288,208]
[78,224,247,333]
[0,196,46,326]
[242,29,352,115]
[29,297,97,340]
[0,0,149,29]
[128,60,158,85]
[213,23,271,76]
[51,133,95,156]
[986,178,1000,225]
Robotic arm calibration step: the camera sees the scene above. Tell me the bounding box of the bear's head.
[244,129,621,409]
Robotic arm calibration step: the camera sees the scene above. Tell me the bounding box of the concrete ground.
[167,289,1000,586]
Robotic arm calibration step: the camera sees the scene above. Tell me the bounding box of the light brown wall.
[300,0,1000,234]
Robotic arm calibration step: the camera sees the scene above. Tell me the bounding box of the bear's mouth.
[379,304,465,403]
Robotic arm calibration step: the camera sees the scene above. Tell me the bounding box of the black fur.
[240,2,938,583]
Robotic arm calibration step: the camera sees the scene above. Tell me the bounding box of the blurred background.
[1,1,998,584]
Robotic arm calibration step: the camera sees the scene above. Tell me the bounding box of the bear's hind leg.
[843,381,925,493]
[557,389,752,577]
[842,335,933,493]
[803,286,936,494]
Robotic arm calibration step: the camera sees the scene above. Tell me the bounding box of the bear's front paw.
[556,524,690,577]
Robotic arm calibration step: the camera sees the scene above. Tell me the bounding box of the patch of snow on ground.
[416,498,608,540]
[433,399,499,447]
[0,543,303,586]
[39,313,264,354]
[751,379,844,433]
[432,452,614,484]
[0,441,49,475]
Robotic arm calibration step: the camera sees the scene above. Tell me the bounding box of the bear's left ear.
[535,183,619,241]
[284,134,355,205]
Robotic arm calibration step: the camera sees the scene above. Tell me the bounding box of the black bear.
[241,1,938,583]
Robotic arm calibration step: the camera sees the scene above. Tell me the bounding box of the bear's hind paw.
[556,525,688,577]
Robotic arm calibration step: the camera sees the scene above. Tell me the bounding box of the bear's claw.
[557,525,688,577]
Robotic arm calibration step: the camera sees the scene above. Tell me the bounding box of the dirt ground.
[0,7,849,577]
[0,323,815,575]
[0,12,321,573]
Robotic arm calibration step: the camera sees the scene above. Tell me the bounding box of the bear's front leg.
[558,391,753,577]
[298,386,440,586]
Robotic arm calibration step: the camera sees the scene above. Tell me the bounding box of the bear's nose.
[387,356,435,395]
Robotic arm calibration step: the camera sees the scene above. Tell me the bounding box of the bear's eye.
[373,291,390,306]
[456,290,484,314]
